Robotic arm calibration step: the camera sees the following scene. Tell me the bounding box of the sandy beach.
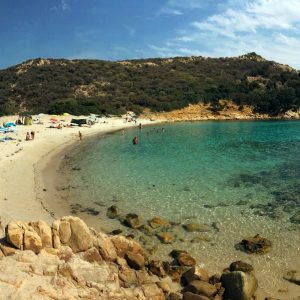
[0,114,156,226]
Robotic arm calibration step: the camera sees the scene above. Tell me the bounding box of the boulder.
[111,235,144,258]
[79,247,102,264]
[123,213,141,229]
[237,234,272,254]
[95,232,117,261]
[170,249,188,258]
[182,267,209,285]
[221,271,258,300]
[125,251,145,270]
[5,221,25,249]
[142,283,165,299]
[0,242,17,256]
[177,253,196,267]
[106,205,122,219]
[283,270,300,285]
[183,292,210,300]
[168,292,182,300]
[148,260,167,277]
[183,223,212,233]
[157,232,175,244]
[229,261,254,273]
[148,217,171,229]
[58,220,71,244]
[157,281,171,293]
[184,280,217,297]
[24,230,43,254]
[29,220,52,248]
[52,216,93,253]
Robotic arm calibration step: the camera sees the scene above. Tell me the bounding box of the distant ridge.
[0,53,299,116]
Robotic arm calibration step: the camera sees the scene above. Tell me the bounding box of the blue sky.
[0,0,300,69]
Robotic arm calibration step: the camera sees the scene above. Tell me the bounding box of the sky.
[0,0,300,69]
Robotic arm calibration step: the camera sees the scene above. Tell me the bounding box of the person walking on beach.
[30,131,35,140]
[78,131,83,141]
[132,136,138,145]
[25,132,30,141]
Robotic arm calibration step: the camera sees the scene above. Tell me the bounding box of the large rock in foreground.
[221,271,258,300]
[52,216,93,252]
[0,216,167,300]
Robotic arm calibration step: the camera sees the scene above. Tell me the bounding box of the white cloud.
[158,7,183,16]
[150,0,300,69]
[158,0,207,16]
[51,0,70,11]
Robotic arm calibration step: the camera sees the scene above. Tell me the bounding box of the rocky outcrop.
[0,216,167,299]
[0,216,266,300]
[52,216,93,252]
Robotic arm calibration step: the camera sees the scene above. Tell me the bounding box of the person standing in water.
[132,136,138,145]
[139,123,142,129]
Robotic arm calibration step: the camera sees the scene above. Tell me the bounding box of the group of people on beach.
[25,131,35,141]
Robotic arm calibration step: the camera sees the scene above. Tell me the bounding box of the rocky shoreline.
[0,216,299,299]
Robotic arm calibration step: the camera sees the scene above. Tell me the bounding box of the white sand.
[0,114,156,225]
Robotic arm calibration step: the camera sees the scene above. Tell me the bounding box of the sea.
[53,120,300,298]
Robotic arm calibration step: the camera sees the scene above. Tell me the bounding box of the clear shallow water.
[57,120,300,297]
[68,121,300,221]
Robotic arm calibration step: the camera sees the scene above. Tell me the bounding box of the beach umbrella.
[4,122,16,127]
[63,112,70,116]
[50,118,58,122]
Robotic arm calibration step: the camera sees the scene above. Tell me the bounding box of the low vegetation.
[0,52,299,116]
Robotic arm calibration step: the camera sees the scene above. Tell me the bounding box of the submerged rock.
[177,253,196,267]
[106,205,122,219]
[157,232,175,244]
[237,234,272,254]
[183,223,212,233]
[190,235,211,243]
[148,217,171,229]
[283,270,300,285]
[123,213,142,229]
[290,211,300,224]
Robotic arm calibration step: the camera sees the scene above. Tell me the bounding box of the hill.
[0,52,299,116]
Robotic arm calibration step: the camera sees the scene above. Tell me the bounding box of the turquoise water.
[57,120,300,296]
[67,120,300,223]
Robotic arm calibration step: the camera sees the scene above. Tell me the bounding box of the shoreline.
[0,114,159,226]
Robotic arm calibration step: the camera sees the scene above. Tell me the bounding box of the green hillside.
[0,52,299,116]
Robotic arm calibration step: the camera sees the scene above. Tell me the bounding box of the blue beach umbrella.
[4,122,16,127]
